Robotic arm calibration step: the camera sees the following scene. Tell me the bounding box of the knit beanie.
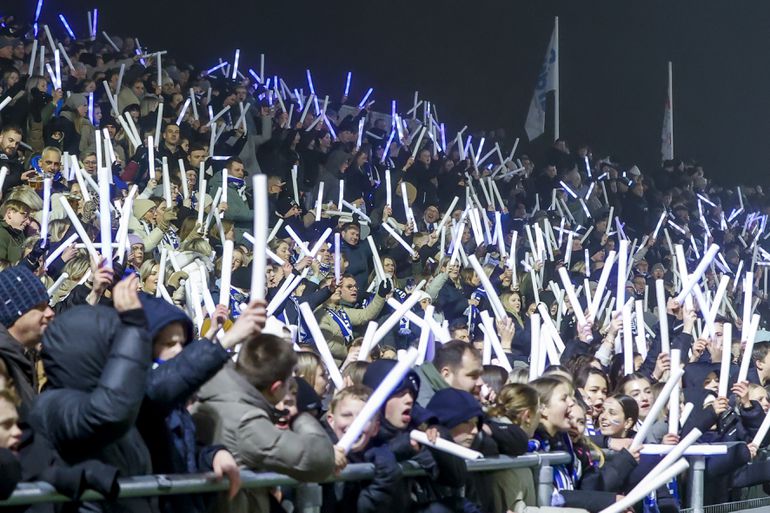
[133,199,156,220]
[0,266,49,327]
[426,388,483,429]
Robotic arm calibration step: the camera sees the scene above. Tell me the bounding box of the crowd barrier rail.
[0,447,732,513]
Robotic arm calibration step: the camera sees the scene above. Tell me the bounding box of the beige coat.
[316,294,385,364]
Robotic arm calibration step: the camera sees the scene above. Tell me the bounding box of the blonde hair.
[488,383,539,422]
[330,384,372,414]
[6,186,42,211]
[48,219,71,242]
[295,351,323,390]
[180,236,212,257]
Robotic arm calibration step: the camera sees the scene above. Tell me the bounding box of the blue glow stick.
[231,49,240,80]
[264,78,271,90]
[440,123,446,152]
[34,0,44,22]
[206,61,228,76]
[248,68,261,84]
[391,100,396,120]
[381,129,396,163]
[306,70,320,114]
[475,137,486,163]
[323,115,337,140]
[58,14,75,39]
[344,72,352,97]
[92,9,98,39]
[88,92,94,124]
[358,87,373,108]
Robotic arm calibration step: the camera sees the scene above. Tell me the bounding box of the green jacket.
[0,221,25,264]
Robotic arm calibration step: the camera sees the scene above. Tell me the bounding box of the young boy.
[0,199,30,263]
[321,385,400,513]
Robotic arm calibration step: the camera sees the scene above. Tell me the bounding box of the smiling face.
[327,396,379,452]
[275,389,299,430]
[598,397,634,438]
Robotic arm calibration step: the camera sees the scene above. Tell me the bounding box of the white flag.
[661,62,674,161]
[525,22,558,141]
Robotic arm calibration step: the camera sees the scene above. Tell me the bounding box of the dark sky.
[5,0,770,185]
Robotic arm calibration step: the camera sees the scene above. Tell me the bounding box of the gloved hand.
[157,208,177,231]
[377,278,393,297]
[22,238,47,272]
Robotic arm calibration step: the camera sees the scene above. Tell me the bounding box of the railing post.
[537,464,554,507]
[295,483,323,513]
[688,455,705,513]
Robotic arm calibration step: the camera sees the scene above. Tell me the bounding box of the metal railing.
[0,448,735,511]
[0,452,572,509]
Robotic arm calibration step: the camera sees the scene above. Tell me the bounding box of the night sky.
[5,0,770,186]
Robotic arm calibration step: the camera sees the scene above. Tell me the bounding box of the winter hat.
[426,388,483,429]
[0,266,49,328]
[362,359,420,400]
[127,234,144,247]
[133,199,156,220]
[295,376,323,415]
[64,93,87,111]
[231,265,251,290]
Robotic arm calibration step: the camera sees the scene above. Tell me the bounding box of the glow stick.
[599,459,689,513]
[338,179,345,211]
[299,302,344,390]
[267,219,283,243]
[334,233,341,284]
[667,349,681,434]
[284,226,311,258]
[218,240,234,307]
[265,274,300,316]
[161,157,172,208]
[616,240,629,311]
[622,299,634,374]
[382,223,416,257]
[465,255,505,320]
[337,347,419,453]
[45,233,78,269]
[410,430,483,459]
[651,279,670,355]
[635,300,648,360]
[101,31,119,51]
[529,314,541,381]
[636,428,703,490]
[367,236,386,283]
[206,105,230,127]
[59,196,98,262]
[47,272,69,298]
[385,169,392,207]
[411,127,427,159]
[742,271,753,341]
[309,228,333,259]
[630,367,684,451]
[39,45,44,76]
[291,165,299,205]
[298,94,314,125]
[357,87,373,108]
[154,248,168,299]
[718,323,732,397]
[251,175,268,300]
[674,244,720,303]
[369,284,426,348]
[752,407,770,446]
[558,267,589,335]
[220,169,228,204]
[415,307,435,366]
[738,314,760,382]
[93,167,113,269]
[479,311,512,372]
[357,321,379,362]
[315,181,325,222]
[146,136,156,179]
[40,178,52,246]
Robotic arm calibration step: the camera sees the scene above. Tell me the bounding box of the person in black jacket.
[137,294,265,513]
[29,275,155,513]
[321,385,401,513]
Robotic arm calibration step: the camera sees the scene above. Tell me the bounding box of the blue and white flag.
[525,21,559,141]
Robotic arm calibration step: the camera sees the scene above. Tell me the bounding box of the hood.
[41,305,121,391]
[139,293,193,343]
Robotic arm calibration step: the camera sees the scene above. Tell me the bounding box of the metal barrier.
[0,452,572,508]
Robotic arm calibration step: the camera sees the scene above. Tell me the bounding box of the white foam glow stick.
[588,250,616,320]
[558,268,589,334]
[251,175,268,300]
[47,272,69,298]
[599,459,689,513]
[667,349,681,434]
[718,323,732,398]
[616,239,629,311]
[385,169,392,207]
[674,244,720,303]
[177,159,189,200]
[635,300,648,360]
[40,178,52,245]
[636,428,702,490]
[146,136,156,180]
[308,228,333,259]
[370,286,426,348]
[299,302,344,390]
[738,313,760,382]
[218,240,234,307]
[284,225,311,257]
[45,233,78,269]
[630,367,684,451]
[97,168,113,267]
[291,165,299,205]
[415,307,435,366]
[410,430,483,459]
[622,299,634,374]
[358,321,379,362]
[154,103,164,150]
[655,279,670,354]
[336,347,420,453]
[155,248,168,298]
[742,272,754,342]
[367,236,386,283]
[338,179,345,211]
[220,168,229,204]
[59,196,99,262]
[529,314,541,381]
[161,157,172,208]
[334,233,341,284]
[468,255,507,320]
[752,407,770,446]
[314,181,325,222]
[479,310,512,371]
[382,223,416,257]
[265,274,301,316]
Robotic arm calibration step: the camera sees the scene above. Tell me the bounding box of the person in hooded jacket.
[29,275,156,513]
[362,360,466,513]
[137,295,268,513]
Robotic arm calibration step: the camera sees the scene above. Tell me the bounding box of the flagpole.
[668,60,673,158]
[554,16,560,141]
